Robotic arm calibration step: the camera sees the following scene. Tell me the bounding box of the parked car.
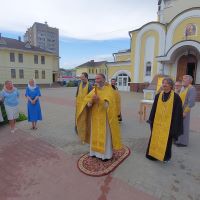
[66,79,80,87]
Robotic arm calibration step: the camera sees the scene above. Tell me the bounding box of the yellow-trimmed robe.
[146,91,183,161]
[76,84,122,154]
[176,85,196,146]
[111,85,122,121]
[179,84,192,113]
[75,81,91,142]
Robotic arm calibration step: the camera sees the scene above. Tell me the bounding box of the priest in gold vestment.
[146,77,183,162]
[76,73,122,160]
[75,72,93,141]
[111,78,122,122]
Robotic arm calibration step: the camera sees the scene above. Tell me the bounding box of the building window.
[35,70,39,79]
[41,56,45,64]
[34,55,38,64]
[19,69,24,79]
[18,53,23,63]
[96,69,98,74]
[11,69,16,79]
[145,62,152,76]
[92,69,94,74]
[89,69,91,74]
[10,53,15,62]
[42,70,45,79]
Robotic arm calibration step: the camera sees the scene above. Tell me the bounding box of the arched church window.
[118,73,127,76]
[145,62,152,76]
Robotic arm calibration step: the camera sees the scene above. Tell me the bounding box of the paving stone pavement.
[0,87,200,200]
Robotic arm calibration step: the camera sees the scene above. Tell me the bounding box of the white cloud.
[0,0,158,40]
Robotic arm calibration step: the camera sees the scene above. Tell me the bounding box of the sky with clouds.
[0,0,158,68]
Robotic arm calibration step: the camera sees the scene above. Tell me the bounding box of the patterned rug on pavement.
[77,146,131,177]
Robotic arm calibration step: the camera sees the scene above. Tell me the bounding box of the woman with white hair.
[175,75,196,147]
[0,81,20,132]
[25,79,42,130]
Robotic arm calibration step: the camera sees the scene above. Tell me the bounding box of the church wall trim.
[129,21,165,35]
[110,70,131,79]
[133,23,166,83]
[157,40,200,62]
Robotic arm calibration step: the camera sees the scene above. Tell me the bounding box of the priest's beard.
[96,82,105,88]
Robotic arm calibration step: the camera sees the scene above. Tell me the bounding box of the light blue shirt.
[0,89,20,107]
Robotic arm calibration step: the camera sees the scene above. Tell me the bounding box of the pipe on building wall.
[105,63,109,82]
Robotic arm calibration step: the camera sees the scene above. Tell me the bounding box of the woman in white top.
[0,81,20,133]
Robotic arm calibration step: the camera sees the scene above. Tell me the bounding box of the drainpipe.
[128,31,132,50]
[128,31,136,92]
[162,24,167,75]
[105,62,109,82]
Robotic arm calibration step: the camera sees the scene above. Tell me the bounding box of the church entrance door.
[116,73,130,91]
[176,54,197,83]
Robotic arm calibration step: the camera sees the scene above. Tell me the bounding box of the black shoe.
[101,159,110,162]
[175,143,187,147]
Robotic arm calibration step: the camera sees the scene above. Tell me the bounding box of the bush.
[16,113,27,122]
[0,103,7,124]
[66,81,77,87]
